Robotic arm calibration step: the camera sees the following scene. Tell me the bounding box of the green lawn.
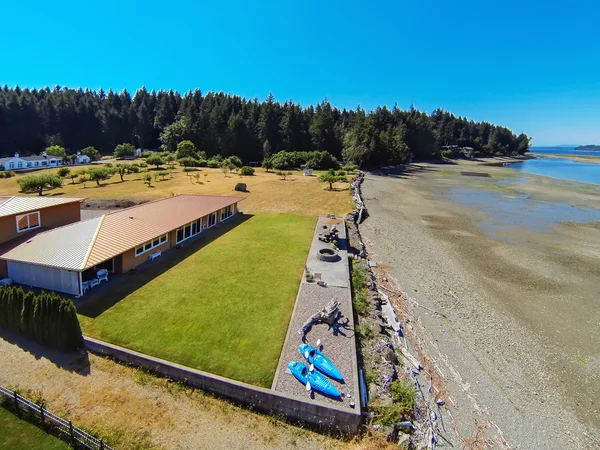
[0,407,71,450]
[79,213,315,387]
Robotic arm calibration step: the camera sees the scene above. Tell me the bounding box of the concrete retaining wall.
[84,336,362,434]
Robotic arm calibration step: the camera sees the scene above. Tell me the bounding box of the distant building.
[0,152,63,171]
[74,152,90,165]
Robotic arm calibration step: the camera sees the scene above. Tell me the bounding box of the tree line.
[0,85,531,167]
[0,286,83,351]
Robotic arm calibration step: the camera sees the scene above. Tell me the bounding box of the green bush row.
[0,286,83,352]
[267,150,340,170]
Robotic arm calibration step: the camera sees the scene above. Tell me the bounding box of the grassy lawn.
[0,165,353,216]
[0,406,70,450]
[79,213,315,387]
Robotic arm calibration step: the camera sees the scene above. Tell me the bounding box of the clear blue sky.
[2,0,599,146]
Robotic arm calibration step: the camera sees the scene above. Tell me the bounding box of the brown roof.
[0,196,82,217]
[1,195,244,271]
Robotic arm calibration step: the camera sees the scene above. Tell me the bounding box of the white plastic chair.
[97,269,108,283]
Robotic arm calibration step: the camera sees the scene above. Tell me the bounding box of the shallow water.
[505,157,600,185]
[531,146,600,157]
[447,186,600,237]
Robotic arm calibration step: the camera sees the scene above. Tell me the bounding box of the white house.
[74,152,90,164]
[0,153,63,171]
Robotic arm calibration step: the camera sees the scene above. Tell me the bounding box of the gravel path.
[273,217,359,410]
[361,165,600,448]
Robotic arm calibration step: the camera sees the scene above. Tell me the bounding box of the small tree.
[114,163,130,182]
[176,140,198,160]
[204,173,208,182]
[66,172,79,184]
[45,145,67,158]
[194,173,201,184]
[178,157,201,167]
[113,143,135,159]
[220,162,229,177]
[127,164,141,179]
[164,153,176,164]
[158,170,168,180]
[276,170,293,180]
[167,164,176,178]
[142,173,152,186]
[88,167,113,186]
[262,158,273,172]
[146,154,164,169]
[18,174,63,196]
[81,146,101,161]
[57,167,71,178]
[318,173,348,190]
[224,156,243,169]
[80,174,90,188]
[240,166,255,176]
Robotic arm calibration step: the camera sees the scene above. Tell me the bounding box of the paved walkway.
[273,216,360,411]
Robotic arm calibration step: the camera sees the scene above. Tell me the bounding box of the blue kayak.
[299,344,344,382]
[287,361,341,398]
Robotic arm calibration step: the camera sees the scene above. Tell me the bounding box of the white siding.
[7,261,80,295]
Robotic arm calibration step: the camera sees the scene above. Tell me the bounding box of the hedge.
[0,287,83,351]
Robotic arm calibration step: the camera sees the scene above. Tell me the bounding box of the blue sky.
[2,0,599,146]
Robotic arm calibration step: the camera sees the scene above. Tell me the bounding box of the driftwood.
[298,298,340,336]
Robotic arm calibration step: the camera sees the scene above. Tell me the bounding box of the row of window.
[16,211,40,233]
[135,233,168,256]
[135,205,234,257]
[8,160,61,169]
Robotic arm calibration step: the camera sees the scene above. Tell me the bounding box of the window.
[17,162,22,168]
[220,205,234,221]
[41,161,47,166]
[208,212,217,228]
[135,233,168,256]
[9,163,14,169]
[176,219,202,244]
[26,162,32,168]
[16,211,40,233]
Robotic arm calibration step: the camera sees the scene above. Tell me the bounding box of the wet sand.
[361,161,600,448]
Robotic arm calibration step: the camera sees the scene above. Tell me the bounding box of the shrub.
[88,167,113,186]
[18,174,63,195]
[0,286,83,351]
[390,379,416,408]
[57,167,71,177]
[335,170,346,176]
[142,173,152,185]
[355,323,374,340]
[175,140,198,160]
[275,170,293,180]
[270,150,340,170]
[262,158,274,172]
[318,172,348,190]
[178,157,202,167]
[239,166,255,176]
[207,159,221,168]
[140,151,152,158]
[158,170,169,180]
[81,146,100,161]
[146,154,165,168]
[79,174,90,187]
[0,171,15,179]
[351,262,369,315]
[183,167,197,172]
[344,162,358,172]
[114,143,136,159]
[224,156,243,168]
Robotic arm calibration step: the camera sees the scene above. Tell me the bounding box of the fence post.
[40,405,45,428]
[69,420,75,446]
[13,391,19,418]
[100,439,104,450]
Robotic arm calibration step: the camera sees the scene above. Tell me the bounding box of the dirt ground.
[360,161,600,449]
[0,332,397,450]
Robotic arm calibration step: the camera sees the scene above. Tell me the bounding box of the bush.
[146,154,165,168]
[175,140,198,160]
[343,162,358,172]
[183,167,197,172]
[18,174,63,195]
[57,167,71,178]
[0,171,15,179]
[158,170,169,180]
[335,170,346,176]
[81,146,100,161]
[0,286,83,351]
[140,151,152,158]
[270,150,340,170]
[318,172,348,190]
[142,173,152,185]
[275,170,293,180]
[239,166,255,176]
[207,159,221,168]
[178,157,202,167]
[114,143,136,159]
[351,262,369,315]
[224,156,243,168]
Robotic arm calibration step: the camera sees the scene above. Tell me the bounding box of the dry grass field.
[0,164,353,216]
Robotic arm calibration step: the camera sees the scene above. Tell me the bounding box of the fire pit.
[317,247,340,262]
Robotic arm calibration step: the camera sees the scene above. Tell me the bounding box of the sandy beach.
[360,160,600,448]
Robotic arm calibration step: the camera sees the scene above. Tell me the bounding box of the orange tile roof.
[1,195,244,271]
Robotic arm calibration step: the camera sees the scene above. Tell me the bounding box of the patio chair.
[97,269,109,283]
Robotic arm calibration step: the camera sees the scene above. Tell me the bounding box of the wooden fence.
[0,384,113,450]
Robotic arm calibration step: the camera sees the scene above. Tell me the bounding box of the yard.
[0,165,353,216]
[78,213,315,387]
[0,406,70,450]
